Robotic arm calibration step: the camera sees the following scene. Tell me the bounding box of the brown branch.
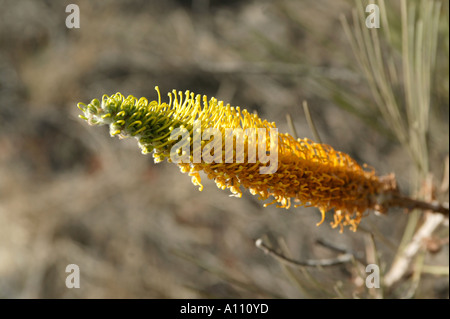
[384,174,447,288]
[255,238,354,268]
[385,194,449,216]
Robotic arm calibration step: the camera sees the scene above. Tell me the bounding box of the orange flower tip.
[315,209,327,226]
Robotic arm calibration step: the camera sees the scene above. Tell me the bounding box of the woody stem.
[386,193,449,216]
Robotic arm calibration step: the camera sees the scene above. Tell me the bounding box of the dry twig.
[255,238,354,268]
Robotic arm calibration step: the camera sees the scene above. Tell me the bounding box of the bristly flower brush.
[78,87,400,232]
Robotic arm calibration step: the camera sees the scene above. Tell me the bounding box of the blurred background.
[0,0,448,298]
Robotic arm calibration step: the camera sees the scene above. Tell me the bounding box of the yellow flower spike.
[78,86,399,232]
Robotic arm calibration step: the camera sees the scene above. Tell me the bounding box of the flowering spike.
[78,87,398,232]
